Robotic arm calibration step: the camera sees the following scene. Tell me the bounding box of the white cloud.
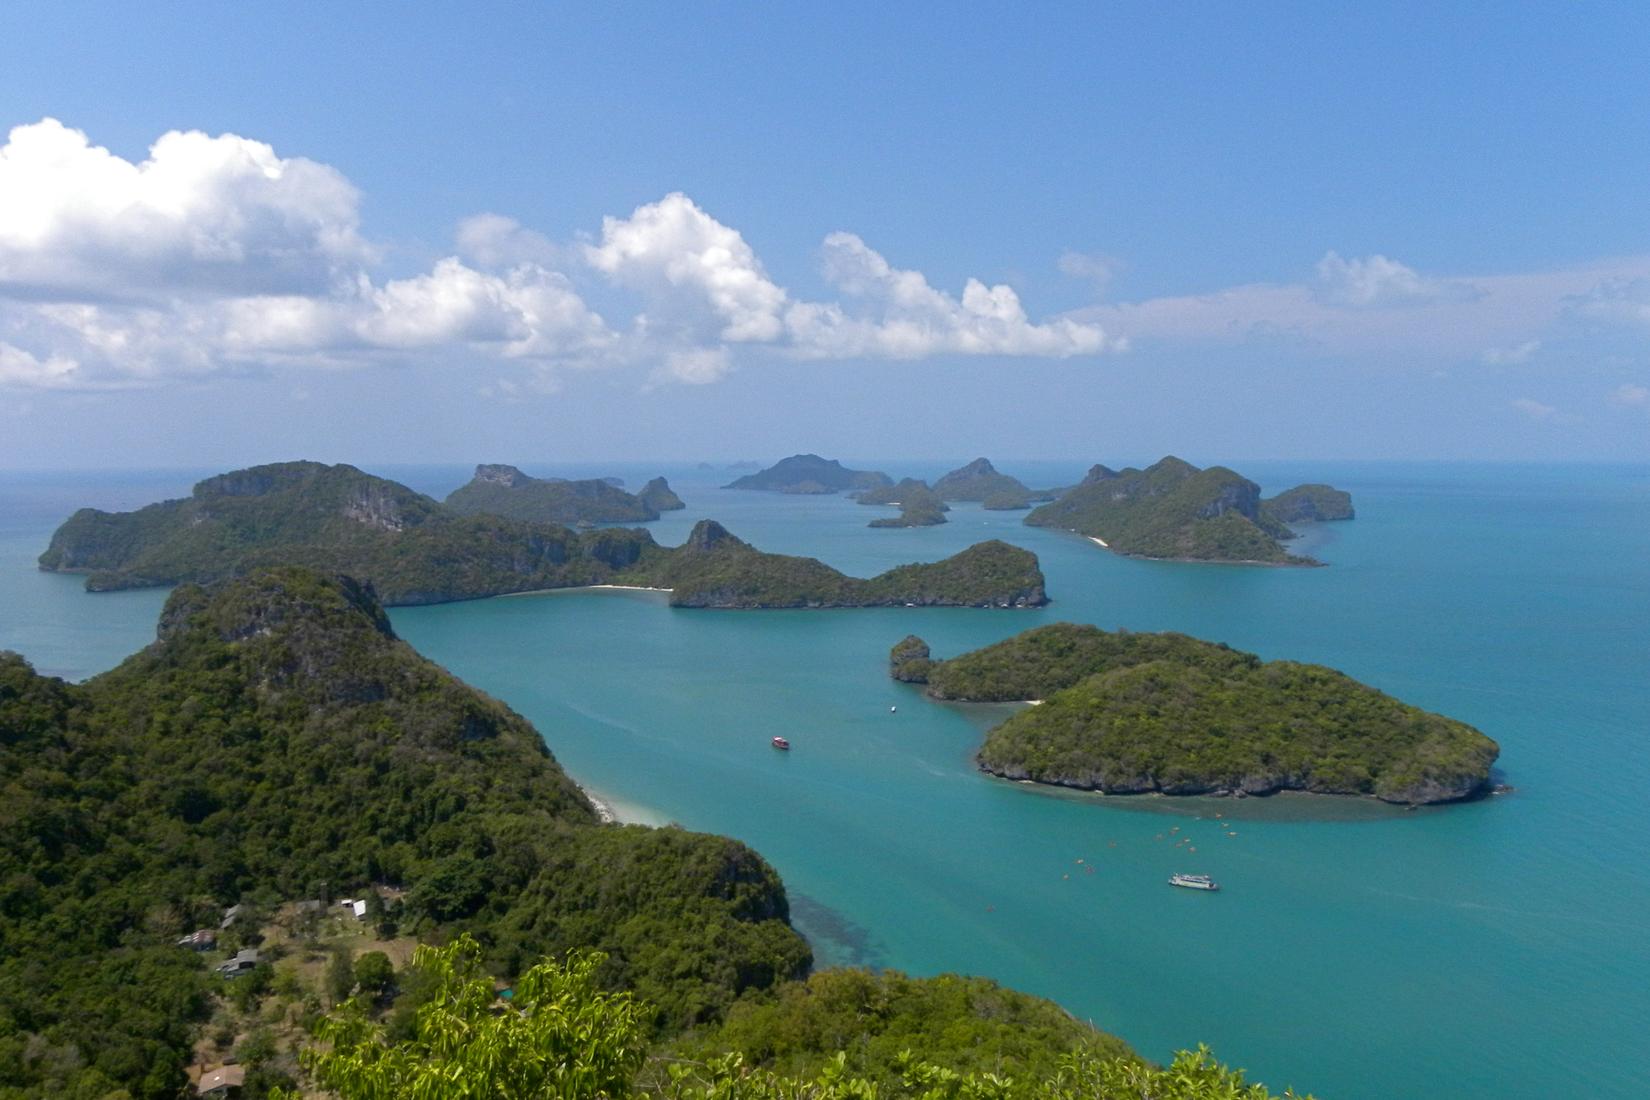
[789,233,1111,359]
[585,192,787,343]
[354,258,611,358]
[1481,340,1541,365]
[1569,277,1650,328]
[455,214,560,269]
[1611,383,1650,408]
[1070,255,1650,362]
[0,121,1112,391]
[659,347,732,385]
[0,118,369,300]
[1314,251,1478,308]
[583,193,1112,368]
[1511,397,1558,420]
[0,341,80,388]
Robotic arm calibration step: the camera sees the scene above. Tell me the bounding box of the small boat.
[1168,873,1219,891]
[771,736,791,751]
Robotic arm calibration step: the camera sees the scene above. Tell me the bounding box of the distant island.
[856,478,950,527]
[891,624,1498,804]
[626,521,1044,607]
[446,463,683,524]
[725,453,893,494]
[639,475,687,513]
[933,457,1032,503]
[40,461,1046,609]
[1024,456,1353,564]
[1261,483,1355,524]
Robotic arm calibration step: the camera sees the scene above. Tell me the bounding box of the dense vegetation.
[725,455,892,493]
[286,939,1307,1100]
[445,463,670,524]
[669,966,1135,1088]
[39,462,1046,610]
[1023,458,1352,565]
[0,570,809,1098]
[1260,484,1355,524]
[932,458,1033,502]
[982,489,1034,510]
[859,479,950,527]
[894,623,1499,804]
[39,461,658,604]
[627,522,1046,608]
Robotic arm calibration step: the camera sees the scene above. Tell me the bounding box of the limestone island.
[724,453,893,494]
[855,478,949,527]
[445,463,683,524]
[890,623,1499,805]
[1024,456,1354,564]
[933,457,1032,503]
[39,461,1046,609]
[626,521,1044,607]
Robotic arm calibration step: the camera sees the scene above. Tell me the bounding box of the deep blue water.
[2,461,1647,1098]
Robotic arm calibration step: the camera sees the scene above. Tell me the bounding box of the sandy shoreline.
[579,784,671,827]
[1087,536,1110,549]
[499,583,674,598]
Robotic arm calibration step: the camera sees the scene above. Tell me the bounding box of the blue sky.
[1,2,1647,466]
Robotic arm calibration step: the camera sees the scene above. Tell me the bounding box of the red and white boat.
[771,736,791,750]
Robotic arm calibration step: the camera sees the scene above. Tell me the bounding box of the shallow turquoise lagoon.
[4,461,1647,1098]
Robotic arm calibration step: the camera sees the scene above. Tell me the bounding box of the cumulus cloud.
[0,118,369,300]
[0,120,1112,391]
[455,214,560,269]
[1511,397,1558,420]
[583,192,1112,368]
[1314,251,1479,307]
[585,192,787,344]
[789,232,1111,358]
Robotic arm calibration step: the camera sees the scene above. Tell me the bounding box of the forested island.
[626,521,1044,607]
[1023,457,1354,564]
[856,478,950,527]
[724,453,893,493]
[1260,483,1355,524]
[891,624,1498,804]
[0,571,1298,1098]
[38,461,1046,609]
[445,463,684,523]
[933,457,1034,503]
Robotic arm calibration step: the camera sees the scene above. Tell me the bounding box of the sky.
[0,1,1647,467]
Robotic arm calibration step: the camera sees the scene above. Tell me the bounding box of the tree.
[353,950,394,997]
[280,935,648,1100]
[280,939,1308,1100]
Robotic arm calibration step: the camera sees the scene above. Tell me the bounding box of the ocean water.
[2,461,1647,1099]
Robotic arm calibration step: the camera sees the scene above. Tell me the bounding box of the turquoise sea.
[2,461,1647,1098]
